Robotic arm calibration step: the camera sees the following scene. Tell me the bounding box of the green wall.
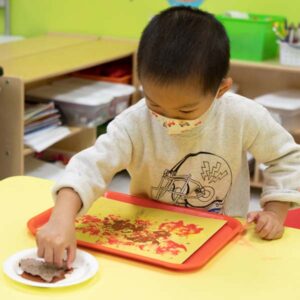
[1,0,300,38]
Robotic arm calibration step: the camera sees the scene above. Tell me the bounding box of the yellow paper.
[75,197,227,264]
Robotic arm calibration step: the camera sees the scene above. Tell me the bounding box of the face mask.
[149,100,217,135]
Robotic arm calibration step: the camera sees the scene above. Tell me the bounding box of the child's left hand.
[247,210,284,240]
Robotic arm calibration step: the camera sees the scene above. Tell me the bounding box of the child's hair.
[137,6,230,95]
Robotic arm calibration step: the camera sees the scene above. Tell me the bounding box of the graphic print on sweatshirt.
[151,152,232,213]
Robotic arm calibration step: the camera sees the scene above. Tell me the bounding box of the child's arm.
[52,119,133,217]
[36,188,82,268]
[36,118,133,266]
[245,106,300,239]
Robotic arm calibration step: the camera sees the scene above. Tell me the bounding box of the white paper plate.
[3,248,99,288]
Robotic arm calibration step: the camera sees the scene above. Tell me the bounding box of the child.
[36,7,300,268]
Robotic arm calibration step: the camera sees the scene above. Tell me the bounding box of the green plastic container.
[217,14,286,61]
[97,120,110,137]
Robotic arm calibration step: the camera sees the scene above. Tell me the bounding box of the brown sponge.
[19,258,72,283]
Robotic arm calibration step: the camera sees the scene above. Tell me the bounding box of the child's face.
[142,78,232,120]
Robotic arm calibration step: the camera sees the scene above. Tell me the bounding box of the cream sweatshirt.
[53,92,300,217]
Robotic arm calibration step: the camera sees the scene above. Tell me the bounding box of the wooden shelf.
[229,58,300,101]
[0,35,138,179]
[1,38,138,85]
[63,126,84,138]
[23,147,34,156]
[250,180,263,189]
[1,34,299,182]
[0,34,98,61]
[291,129,300,143]
[231,59,300,74]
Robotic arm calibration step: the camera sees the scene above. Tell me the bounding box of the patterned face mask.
[149,100,217,135]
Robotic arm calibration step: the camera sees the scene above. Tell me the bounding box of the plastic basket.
[279,42,300,66]
[217,13,286,61]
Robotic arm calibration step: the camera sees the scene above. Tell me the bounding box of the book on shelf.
[24,101,71,152]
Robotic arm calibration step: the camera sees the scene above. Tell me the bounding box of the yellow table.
[1,176,300,300]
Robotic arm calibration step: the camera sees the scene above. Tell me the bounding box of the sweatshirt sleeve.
[245,104,300,208]
[52,118,133,216]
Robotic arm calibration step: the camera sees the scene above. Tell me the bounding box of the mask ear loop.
[214,85,222,100]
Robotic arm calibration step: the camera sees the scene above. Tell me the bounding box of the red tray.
[27,191,244,271]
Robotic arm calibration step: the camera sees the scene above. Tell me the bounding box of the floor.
[25,157,262,213]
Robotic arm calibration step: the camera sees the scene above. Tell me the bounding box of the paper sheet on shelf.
[24,126,71,152]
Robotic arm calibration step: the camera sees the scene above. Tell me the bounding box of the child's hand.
[247,210,284,240]
[35,187,83,268]
[36,218,77,269]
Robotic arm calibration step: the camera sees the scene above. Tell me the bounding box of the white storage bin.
[26,78,135,127]
[255,90,300,132]
[279,42,300,67]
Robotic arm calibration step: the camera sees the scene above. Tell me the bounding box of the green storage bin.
[217,14,286,61]
[97,120,110,137]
